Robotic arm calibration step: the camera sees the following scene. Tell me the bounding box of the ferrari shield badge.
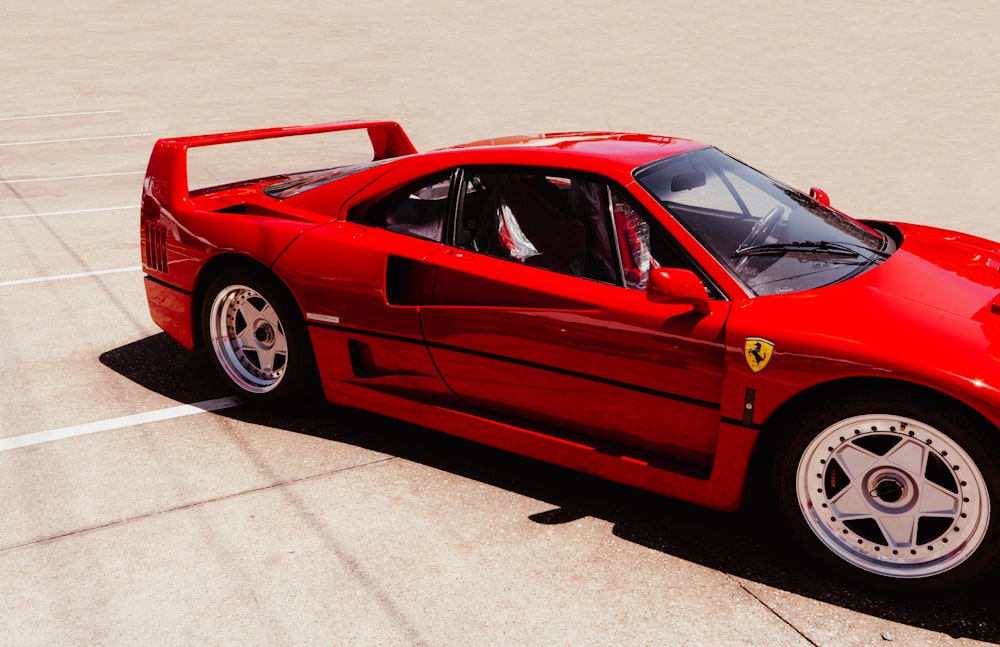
[744,337,775,373]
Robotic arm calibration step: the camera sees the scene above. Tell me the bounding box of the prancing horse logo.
[744,337,775,373]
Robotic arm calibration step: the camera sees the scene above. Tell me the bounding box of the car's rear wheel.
[776,397,1000,591]
[202,271,315,404]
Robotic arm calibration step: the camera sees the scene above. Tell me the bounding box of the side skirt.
[323,378,760,512]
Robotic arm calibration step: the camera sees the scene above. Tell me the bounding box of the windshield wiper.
[732,240,889,261]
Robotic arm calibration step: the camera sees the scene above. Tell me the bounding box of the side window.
[456,170,618,283]
[360,172,452,242]
[452,167,715,295]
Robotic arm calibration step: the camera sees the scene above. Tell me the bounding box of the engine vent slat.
[145,221,169,273]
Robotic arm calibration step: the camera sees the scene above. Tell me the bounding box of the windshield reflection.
[634,148,891,296]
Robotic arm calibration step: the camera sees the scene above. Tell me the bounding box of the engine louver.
[144,221,168,273]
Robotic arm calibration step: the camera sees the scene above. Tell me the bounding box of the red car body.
[139,121,1000,588]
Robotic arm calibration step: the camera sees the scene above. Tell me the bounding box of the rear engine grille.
[144,221,168,273]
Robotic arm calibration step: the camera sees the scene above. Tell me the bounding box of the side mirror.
[809,187,831,207]
[646,268,711,315]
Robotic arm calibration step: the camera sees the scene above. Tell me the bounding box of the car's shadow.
[102,333,1000,643]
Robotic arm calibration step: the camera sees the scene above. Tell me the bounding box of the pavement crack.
[0,456,396,554]
[737,580,820,646]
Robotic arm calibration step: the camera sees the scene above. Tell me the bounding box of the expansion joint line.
[0,457,397,554]
[736,580,819,646]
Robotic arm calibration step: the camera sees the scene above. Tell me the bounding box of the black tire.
[201,270,317,405]
[773,394,1000,592]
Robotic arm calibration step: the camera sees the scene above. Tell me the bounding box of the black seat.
[484,180,586,276]
[568,180,617,283]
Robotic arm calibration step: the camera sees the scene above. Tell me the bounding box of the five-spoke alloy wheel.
[208,283,288,393]
[202,271,315,404]
[778,398,1000,591]
[797,414,988,578]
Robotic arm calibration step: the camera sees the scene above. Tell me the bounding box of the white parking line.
[0,397,242,453]
[3,172,143,183]
[0,109,123,122]
[0,133,152,147]
[0,205,139,220]
[0,266,142,288]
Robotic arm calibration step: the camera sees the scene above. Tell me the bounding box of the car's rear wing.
[143,120,418,207]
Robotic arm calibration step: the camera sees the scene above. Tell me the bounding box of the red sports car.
[140,120,1000,591]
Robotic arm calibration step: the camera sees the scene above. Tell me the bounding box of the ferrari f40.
[140,120,1000,591]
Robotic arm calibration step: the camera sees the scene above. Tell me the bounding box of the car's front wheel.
[202,271,316,404]
[776,397,1000,591]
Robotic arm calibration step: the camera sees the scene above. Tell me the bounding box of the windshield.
[634,148,891,296]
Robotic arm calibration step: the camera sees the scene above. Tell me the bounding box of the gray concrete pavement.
[3,1,1000,644]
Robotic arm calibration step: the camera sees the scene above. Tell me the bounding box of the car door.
[418,168,731,468]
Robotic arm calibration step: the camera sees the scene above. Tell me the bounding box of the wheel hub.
[872,477,904,503]
[254,320,275,348]
[866,468,915,510]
